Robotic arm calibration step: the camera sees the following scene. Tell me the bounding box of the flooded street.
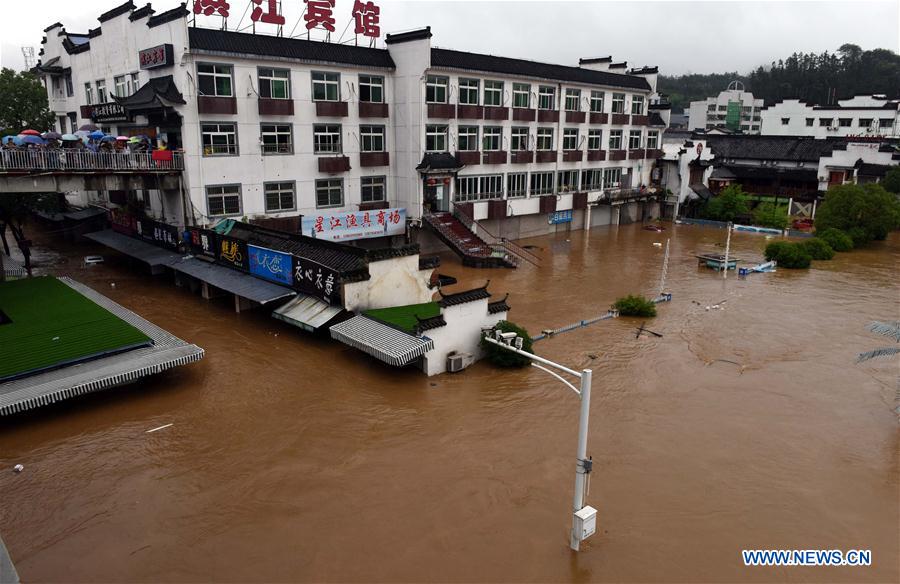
[1,223,897,583]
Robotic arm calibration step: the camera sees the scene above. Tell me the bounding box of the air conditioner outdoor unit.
[447,351,475,373]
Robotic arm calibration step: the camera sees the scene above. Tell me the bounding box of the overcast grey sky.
[1,0,897,74]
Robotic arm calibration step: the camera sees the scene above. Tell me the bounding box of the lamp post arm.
[531,363,581,396]
[483,336,582,378]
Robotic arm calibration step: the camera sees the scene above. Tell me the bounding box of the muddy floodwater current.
[1,223,898,582]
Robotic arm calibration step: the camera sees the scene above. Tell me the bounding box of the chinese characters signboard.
[89,103,128,123]
[193,0,230,17]
[193,0,380,38]
[248,245,293,286]
[549,210,573,225]
[293,256,340,305]
[301,207,405,241]
[139,44,174,70]
[110,208,138,235]
[136,217,181,250]
[352,0,380,37]
[216,234,248,272]
[189,227,217,260]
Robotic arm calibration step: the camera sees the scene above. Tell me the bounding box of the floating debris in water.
[13,464,23,473]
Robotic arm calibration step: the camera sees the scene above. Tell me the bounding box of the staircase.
[423,212,517,268]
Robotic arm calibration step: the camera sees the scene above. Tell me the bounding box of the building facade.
[36,1,668,244]
[759,96,900,138]
[687,81,764,133]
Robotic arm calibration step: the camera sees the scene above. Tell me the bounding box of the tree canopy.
[814,183,900,246]
[0,68,54,134]
[660,44,900,113]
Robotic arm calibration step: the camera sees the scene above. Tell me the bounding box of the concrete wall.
[816,142,899,189]
[760,98,900,138]
[342,254,433,312]
[420,299,506,376]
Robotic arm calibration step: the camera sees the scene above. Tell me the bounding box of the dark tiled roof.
[114,75,185,107]
[98,1,135,22]
[416,152,463,171]
[703,135,844,162]
[188,27,396,69]
[689,184,712,201]
[63,36,91,55]
[488,294,510,315]
[855,161,895,176]
[415,314,447,332]
[385,27,432,45]
[649,112,666,126]
[130,4,155,21]
[44,22,63,32]
[419,255,441,270]
[147,3,190,28]
[88,27,102,38]
[366,244,420,262]
[630,66,658,74]
[721,165,818,183]
[579,56,611,64]
[438,283,491,307]
[430,48,651,91]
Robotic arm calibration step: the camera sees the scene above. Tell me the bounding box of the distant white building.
[687,81,764,133]
[760,95,900,138]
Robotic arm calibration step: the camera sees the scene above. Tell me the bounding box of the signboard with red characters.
[301,207,405,241]
[192,0,381,38]
[139,44,174,70]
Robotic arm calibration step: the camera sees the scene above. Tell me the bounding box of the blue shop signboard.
[549,210,573,225]
[248,245,293,286]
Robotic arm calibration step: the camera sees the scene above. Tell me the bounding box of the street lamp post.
[483,332,597,551]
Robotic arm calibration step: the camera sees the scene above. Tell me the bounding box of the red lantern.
[443,177,451,185]
[427,178,436,186]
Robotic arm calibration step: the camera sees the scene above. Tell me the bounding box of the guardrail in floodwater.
[532,294,673,342]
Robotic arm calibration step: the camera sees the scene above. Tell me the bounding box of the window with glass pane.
[581,169,602,190]
[360,125,384,152]
[611,93,626,114]
[198,64,233,97]
[312,71,340,101]
[538,86,555,110]
[590,91,604,113]
[459,78,479,105]
[508,173,527,198]
[588,129,602,150]
[261,124,292,154]
[858,118,872,127]
[879,118,893,128]
[484,81,503,106]
[562,128,578,150]
[455,176,479,202]
[630,96,644,115]
[96,80,106,103]
[819,118,832,126]
[558,170,579,192]
[565,88,581,112]
[207,185,241,216]
[315,179,343,208]
[603,168,622,188]
[313,124,342,154]
[628,130,642,149]
[201,123,238,156]
[536,128,554,150]
[480,175,503,199]
[129,73,140,95]
[647,131,659,149]
[85,83,93,105]
[361,176,386,202]
[510,127,528,151]
[609,130,623,149]
[264,182,295,212]
[530,171,554,195]
[426,125,448,152]
[513,83,530,108]
[114,76,126,98]
[457,126,478,151]
[359,75,384,103]
[259,68,290,99]
[482,127,502,151]
[426,75,448,103]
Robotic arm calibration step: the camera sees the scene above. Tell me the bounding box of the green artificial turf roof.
[364,302,441,334]
[0,276,152,381]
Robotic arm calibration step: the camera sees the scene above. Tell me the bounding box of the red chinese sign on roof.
[352,0,380,38]
[251,0,285,25]
[193,0,230,18]
[191,0,383,38]
[304,0,336,32]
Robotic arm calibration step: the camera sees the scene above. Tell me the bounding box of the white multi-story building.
[687,81,764,133]
[35,1,667,243]
[759,95,900,138]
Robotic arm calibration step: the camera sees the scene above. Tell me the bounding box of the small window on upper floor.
[425,75,448,104]
[259,68,291,99]
[312,71,340,102]
[359,75,384,103]
[198,64,233,97]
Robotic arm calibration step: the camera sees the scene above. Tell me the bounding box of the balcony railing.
[0,150,184,173]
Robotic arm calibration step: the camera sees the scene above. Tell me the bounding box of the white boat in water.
[739,261,777,276]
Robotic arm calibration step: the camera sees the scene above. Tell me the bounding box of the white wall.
[816,143,899,190]
[760,98,900,138]
[342,255,433,312]
[420,299,506,376]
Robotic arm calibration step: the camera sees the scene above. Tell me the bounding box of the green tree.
[613,295,657,317]
[816,227,854,251]
[0,193,63,276]
[702,184,750,222]
[480,320,533,368]
[752,202,789,229]
[764,241,812,269]
[0,68,54,133]
[814,183,900,245]
[881,167,900,194]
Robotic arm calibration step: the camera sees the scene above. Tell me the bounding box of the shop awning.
[330,315,434,367]
[84,229,182,268]
[272,294,344,332]
[170,257,295,305]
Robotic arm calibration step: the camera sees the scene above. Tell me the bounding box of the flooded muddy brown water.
[1,223,898,583]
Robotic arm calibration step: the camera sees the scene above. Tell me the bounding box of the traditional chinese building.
[34,0,668,264]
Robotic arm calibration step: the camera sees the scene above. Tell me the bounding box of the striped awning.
[329,315,434,367]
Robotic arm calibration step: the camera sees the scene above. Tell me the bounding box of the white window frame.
[647,131,659,149]
[360,125,385,152]
[484,80,503,107]
[611,93,626,114]
[562,128,579,151]
[457,125,479,151]
[84,82,93,105]
[513,83,530,109]
[426,125,448,152]
[581,169,603,190]
[536,127,554,151]
[313,124,342,154]
[603,168,622,189]
[359,74,384,103]
[628,130,642,150]
[558,170,579,192]
[312,71,340,102]
[587,129,602,150]
[201,122,238,156]
[129,72,140,95]
[264,181,296,212]
[590,91,604,113]
[315,178,344,208]
[113,75,127,98]
[609,129,623,150]
[530,171,554,195]
[630,95,644,115]
[565,88,581,112]
[459,78,480,105]
[482,126,502,151]
[507,173,527,198]
[96,80,107,103]
[510,127,528,151]
[261,123,293,154]
[207,184,242,216]
[197,63,233,97]
[259,67,291,99]
[426,75,448,104]
[455,174,502,202]
[538,86,556,110]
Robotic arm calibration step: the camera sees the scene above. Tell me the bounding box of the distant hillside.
[659,44,900,113]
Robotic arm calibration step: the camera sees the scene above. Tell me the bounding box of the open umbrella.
[88,130,105,139]
[74,130,90,138]
[22,135,47,145]
[42,131,62,140]
[100,135,116,142]
[61,133,79,141]
[128,136,143,143]
[19,129,41,136]
[78,124,99,132]
[116,135,129,141]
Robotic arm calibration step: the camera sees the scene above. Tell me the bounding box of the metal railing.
[0,150,184,173]
[452,203,542,267]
